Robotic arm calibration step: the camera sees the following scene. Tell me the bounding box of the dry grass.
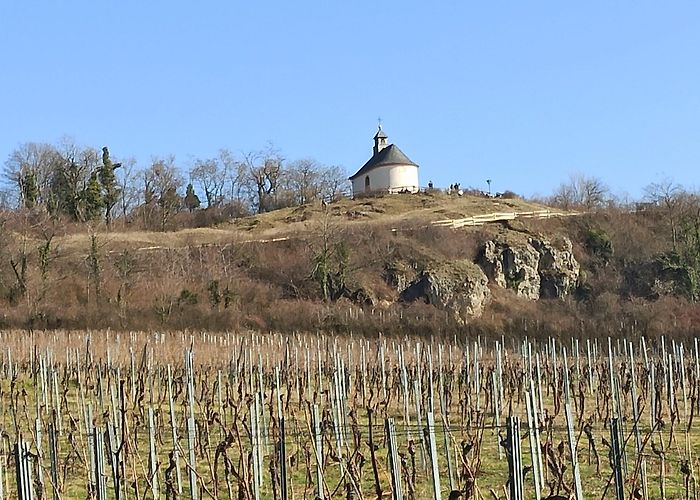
[0,329,695,499]
[7,192,549,257]
[231,191,549,236]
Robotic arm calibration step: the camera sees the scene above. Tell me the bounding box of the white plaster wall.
[351,165,419,195]
[387,165,419,193]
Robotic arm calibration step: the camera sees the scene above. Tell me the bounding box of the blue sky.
[1,1,699,199]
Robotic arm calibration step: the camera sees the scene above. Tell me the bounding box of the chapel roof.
[349,144,418,180]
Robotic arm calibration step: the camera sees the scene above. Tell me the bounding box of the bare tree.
[117,157,139,220]
[0,189,15,210]
[218,149,246,204]
[4,142,61,208]
[644,178,685,250]
[551,173,609,211]
[190,157,226,208]
[284,160,349,205]
[319,164,349,201]
[142,156,184,230]
[286,158,322,205]
[242,146,285,213]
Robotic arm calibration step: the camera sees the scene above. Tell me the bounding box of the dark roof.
[349,144,418,180]
[374,127,388,139]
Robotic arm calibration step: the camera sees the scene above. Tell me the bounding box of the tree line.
[547,173,700,303]
[1,140,349,229]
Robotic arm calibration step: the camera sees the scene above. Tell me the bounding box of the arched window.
[365,175,370,192]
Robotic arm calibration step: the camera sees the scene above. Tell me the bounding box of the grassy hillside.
[0,191,697,338]
[39,191,550,253]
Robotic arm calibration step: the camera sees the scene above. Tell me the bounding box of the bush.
[585,228,614,264]
[500,190,520,199]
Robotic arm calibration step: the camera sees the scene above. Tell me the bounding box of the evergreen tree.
[51,158,83,220]
[20,170,38,209]
[99,147,122,226]
[184,183,201,212]
[81,172,104,221]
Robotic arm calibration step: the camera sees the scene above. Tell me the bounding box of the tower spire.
[373,122,388,155]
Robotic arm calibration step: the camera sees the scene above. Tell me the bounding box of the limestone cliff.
[479,234,580,299]
[388,258,491,321]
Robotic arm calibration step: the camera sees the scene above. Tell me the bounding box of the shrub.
[585,228,614,264]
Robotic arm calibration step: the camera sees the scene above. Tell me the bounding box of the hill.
[0,191,697,338]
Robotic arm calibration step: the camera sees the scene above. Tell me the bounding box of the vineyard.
[0,330,698,500]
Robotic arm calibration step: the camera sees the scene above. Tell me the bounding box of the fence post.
[93,426,108,500]
[525,392,542,500]
[441,413,456,491]
[386,418,404,500]
[14,439,34,500]
[629,343,648,500]
[279,416,288,500]
[255,391,264,491]
[86,404,95,497]
[507,416,524,500]
[565,400,583,500]
[426,411,442,500]
[148,407,159,499]
[47,421,59,500]
[33,419,44,499]
[167,365,183,496]
[414,379,427,471]
[106,421,122,500]
[610,418,625,500]
[186,350,199,500]
[562,347,584,500]
[492,370,503,461]
[250,398,261,500]
[312,404,324,500]
[0,438,5,500]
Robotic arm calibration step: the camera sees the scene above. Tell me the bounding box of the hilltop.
[44,191,550,253]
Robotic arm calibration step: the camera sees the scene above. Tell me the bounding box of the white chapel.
[349,126,420,196]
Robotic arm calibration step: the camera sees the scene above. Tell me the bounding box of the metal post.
[0,437,4,500]
[507,417,524,500]
[148,407,159,499]
[250,399,260,500]
[15,439,34,500]
[186,350,199,500]
[106,422,122,500]
[563,347,583,500]
[525,392,542,500]
[426,411,442,500]
[386,418,404,500]
[93,426,108,500]
[493,371,503,460]
[565,399,583,500]
[610,418,625,500]
[629,343,648,500]
[312,404,324,500]
[167,365,183,496]
[279,417,288,500]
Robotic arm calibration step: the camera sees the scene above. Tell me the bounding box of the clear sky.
[1,1,699,199]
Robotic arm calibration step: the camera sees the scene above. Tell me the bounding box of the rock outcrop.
[481,240,541,299]
[385,260,420,294]
[399,259,491,322]
[532,237,580,299]
[480,235,580,299]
